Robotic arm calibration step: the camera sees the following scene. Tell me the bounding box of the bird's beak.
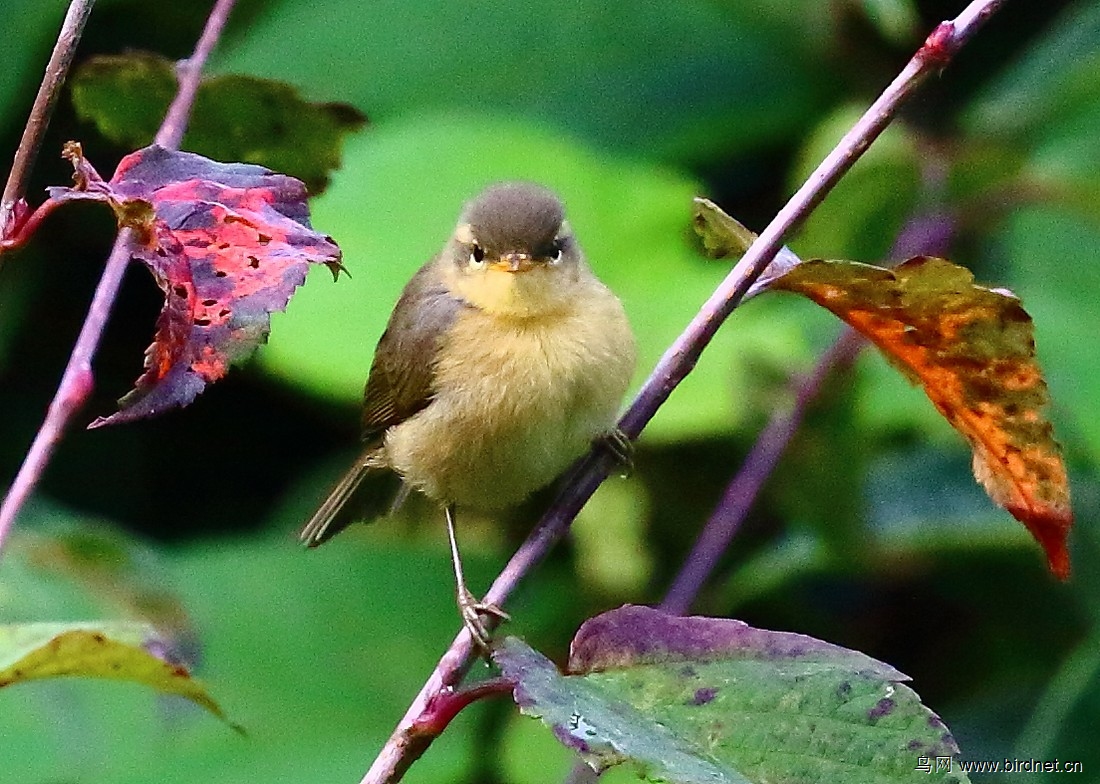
[492,252,537,273]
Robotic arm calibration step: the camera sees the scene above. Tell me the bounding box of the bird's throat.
[444,265,573,319]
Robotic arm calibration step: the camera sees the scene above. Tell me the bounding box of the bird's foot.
[597,428,634,476]
[457,586,510,652]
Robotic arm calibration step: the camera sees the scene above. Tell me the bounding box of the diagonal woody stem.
[0,0,240,554]
[359,1,1007,782]
[660,207,956,617]
[0,0,95,250]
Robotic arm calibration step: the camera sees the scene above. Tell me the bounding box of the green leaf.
[0,507,496,783]
[0,621,237,728]
[70,52,366,195]
[0,520,236,732]
[213,0,832,163]
[690,196,803,297]
[495,605,968,783]
[70,52,174,150]
[497,635,747,784]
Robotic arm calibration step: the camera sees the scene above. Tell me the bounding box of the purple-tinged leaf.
[495,606,969,783]
[43,143,344,426]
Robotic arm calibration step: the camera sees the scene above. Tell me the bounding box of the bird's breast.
[383,287,634,509]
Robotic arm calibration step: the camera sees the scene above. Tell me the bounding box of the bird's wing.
[361,260,464,439]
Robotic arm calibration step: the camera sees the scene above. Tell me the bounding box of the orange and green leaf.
[771,257,1073,578]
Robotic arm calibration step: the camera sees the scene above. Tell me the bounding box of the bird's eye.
[468,244,485,269]
[549,241,564,264]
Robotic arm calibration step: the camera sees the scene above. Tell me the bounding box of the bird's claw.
[598,428,634,476]
[458,586,510,652]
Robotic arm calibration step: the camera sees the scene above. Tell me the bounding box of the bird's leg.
[445,504,509,651]
[597,427,634,476]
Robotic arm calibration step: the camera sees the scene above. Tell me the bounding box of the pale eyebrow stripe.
[454,223,475,244]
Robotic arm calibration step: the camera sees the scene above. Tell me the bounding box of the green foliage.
[497,607,968,783]
[1,1,1098,782]
[0,621,235,727]
[212,0,835,163]
[260,114,814,442]
[0,511,524,783]
[72,52,176,151]
[70,52,366,194]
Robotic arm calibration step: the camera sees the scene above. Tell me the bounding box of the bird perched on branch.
[301,182,636,646]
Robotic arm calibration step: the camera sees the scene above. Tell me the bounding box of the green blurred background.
[1,0,1097,781]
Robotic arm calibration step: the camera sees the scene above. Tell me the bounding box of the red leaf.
[49,144,343,426]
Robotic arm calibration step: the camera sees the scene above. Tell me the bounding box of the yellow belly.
[382,289,634,509]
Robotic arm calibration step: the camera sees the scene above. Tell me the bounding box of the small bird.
[301,182,636,646]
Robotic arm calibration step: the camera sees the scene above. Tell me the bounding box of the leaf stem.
[0,0,239,554]
[0,0,95,248]
[359,0,1005,781]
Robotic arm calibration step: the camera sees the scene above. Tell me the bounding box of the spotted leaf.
[770,257,1073,579]
[46,143,344,426]
[0,621,238,729]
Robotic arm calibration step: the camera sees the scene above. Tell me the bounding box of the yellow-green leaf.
[690,197,801,297]
[0,622,237,729]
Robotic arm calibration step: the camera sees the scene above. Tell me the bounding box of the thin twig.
[0,0,95,248]
[659,331,864,616]
[563,197,957,784]
[360,1,1006,781]
[0,232,134,549]
[661,181,956,618]
[0,0,240,553]
[155,0,237,150]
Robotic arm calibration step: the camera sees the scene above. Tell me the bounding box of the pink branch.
[659,331,864,616]
[155,0,237,150]
[0,232,134,543]
[0,0,95,247]
[0,0,240,553]
[359,1,1008,782]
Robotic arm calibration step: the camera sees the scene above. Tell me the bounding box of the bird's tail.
[299,446,401,547]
